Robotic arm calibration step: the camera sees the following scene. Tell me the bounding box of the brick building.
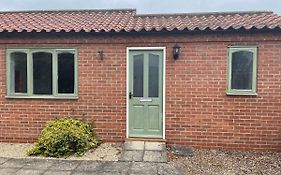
[0,9,280,151]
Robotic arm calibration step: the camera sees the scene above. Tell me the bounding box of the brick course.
[0,32,280,151]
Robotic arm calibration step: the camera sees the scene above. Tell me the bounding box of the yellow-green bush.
[27,118,100,157]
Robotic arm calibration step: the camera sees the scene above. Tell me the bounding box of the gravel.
[0,142,122,161]
[169,148,281,175]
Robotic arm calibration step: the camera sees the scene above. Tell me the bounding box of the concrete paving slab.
[0,168,19,175]
[124,141,145,150]
[15,169,45,175]
[101,161,131,173]
[0,157,9,165]
[73,172,124,175]
[22,159,56,170]
[143,151,167,163]
[96,173,124,175]
[0,158,31,168]
[71,171,96,175]
[43,170,72,175]
[131,162,158,174]
[119,150,143,162]
[145,142,166,151]
[0,157,184,175]
[75,161,103,171]
[48,160,80,171]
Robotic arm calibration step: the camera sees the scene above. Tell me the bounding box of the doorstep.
[126,138,166,142]
[119,141,167,163]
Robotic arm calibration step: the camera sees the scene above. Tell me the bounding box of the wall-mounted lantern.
[98,50,104,60]
[172,43,181,60]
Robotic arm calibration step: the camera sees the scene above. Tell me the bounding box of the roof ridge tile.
[0,8,136,14]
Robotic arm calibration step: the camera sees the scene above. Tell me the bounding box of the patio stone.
[131,162,157,174]
[143,151,167,162]
[0,158,31,168]
[94,172,125,175]
[75,161,103,171]
[124,141,145,150]
[71,172,97,175]
[43,170,72,175]
[101,161,131,173]
[145,142,166,151]
[0,168,19,175]
[48,160,80,170]
[119,150,143,162]
[72,172,124,175]
[15,169,45,175]
[0,157,184,175]
[0,157,9,165]
[22,159,56,170]
[120,141,168,163]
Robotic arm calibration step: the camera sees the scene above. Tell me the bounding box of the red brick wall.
[0,32,280,151]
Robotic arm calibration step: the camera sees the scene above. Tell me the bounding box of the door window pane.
[133,54,144,97]
[149,54,159,97]
[58,53,75,94]
[33,52,53,94]
[231,51,253,90]
[10,52,27,93]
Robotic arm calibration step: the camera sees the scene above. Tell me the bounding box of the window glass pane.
[58,53,75,94]
[33,52,52,94]
[231,51,253,90]
[149,54,159,97]
[133,54,144,97]
[10,52,27,93]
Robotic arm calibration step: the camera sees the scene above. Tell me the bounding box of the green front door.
[128,50,163,138]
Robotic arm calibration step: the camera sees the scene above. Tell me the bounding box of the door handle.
[129,92,133,99]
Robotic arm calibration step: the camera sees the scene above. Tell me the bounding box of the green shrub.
[27,118,101,158]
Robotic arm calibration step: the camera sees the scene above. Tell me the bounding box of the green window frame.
[227,46,258,96]
[6,48,78,99]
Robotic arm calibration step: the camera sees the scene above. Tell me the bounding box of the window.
[227,46,257,95]
[58,52,75,94]
[33,52,53,95]
[10,52,27,94]
[7,49,77,98]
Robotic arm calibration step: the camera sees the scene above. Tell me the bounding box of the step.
[119,141,167,163]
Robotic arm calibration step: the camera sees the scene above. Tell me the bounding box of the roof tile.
[0,9,280,33]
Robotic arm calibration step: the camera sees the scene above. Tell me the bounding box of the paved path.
[0,157,184,175]
[119,141,167,163]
